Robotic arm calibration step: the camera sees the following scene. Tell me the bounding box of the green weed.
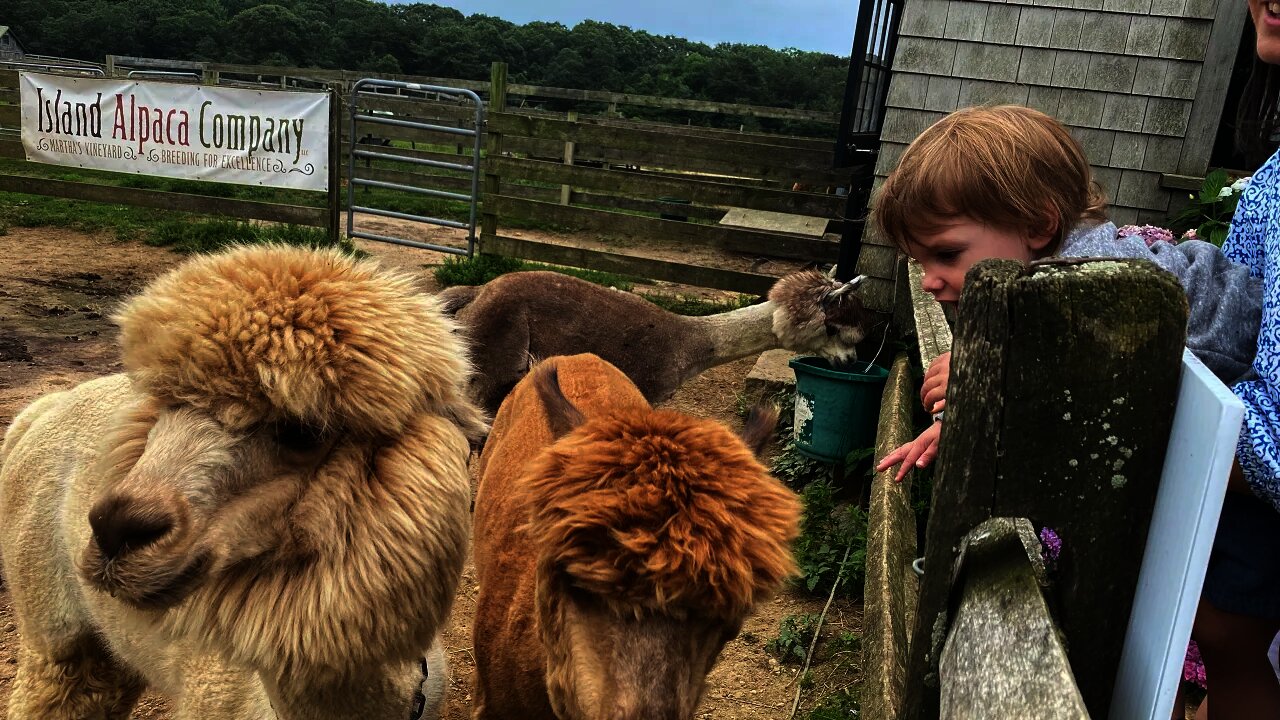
[806,688,861,720]
[766,613,820,665]
[794,478,868,597]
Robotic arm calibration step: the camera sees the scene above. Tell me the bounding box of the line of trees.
[6,1,851,116]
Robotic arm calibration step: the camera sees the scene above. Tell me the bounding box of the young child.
[872,105,1262,481]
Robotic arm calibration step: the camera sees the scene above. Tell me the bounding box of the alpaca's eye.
[272,421,327,453]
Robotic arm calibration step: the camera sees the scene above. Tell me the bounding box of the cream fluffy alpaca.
[0,245,482,720]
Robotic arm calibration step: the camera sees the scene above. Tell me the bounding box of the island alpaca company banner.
[19,72,330,191]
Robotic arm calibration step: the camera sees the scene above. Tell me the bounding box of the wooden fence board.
[501,135,859,187]
[490,194,839,262]
[347,95,481,123]
[0,105,18,127]
[492,156,845,216]
[503,83,838,123]
[566,113,833,149]
[490,112,834,170]
[0,139,24,159]
[481,234,779,295]
[0,173,327,226]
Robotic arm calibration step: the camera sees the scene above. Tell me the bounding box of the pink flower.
[1182,229,1199,241]
[1118,224,1175,247]
[1184,639,1207,689]
[1040,527,1061,566]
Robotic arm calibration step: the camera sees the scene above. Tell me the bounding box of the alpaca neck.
[685,301,779,373]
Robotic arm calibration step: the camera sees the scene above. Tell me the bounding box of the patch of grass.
[432,254,530,286]
[638,292,755,316]
[766,613,821,665]
[144,219,362,256]
[0,193,166,240]
[431,254,638,291]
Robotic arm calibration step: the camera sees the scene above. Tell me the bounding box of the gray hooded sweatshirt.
[1059,221,1263,385]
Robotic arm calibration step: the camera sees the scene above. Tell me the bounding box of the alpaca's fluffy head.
[523,405,799,616]
[79,245,476,684]
[768,269,872,362]
[516,359,800,720]
[115,243,486,439]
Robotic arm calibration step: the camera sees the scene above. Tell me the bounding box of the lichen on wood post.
[902,257,1187,719]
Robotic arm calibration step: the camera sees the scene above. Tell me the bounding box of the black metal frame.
[833,0,903,280]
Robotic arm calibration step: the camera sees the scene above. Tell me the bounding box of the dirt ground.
[0,225,857,719]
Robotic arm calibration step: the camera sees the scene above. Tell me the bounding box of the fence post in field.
[560,110,577,206]
[105,54,116,77]
[327,85,342,245]
[901,258,1188,719]
[480,61,507,254]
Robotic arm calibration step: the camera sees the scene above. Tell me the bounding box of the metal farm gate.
[346,78,484,255]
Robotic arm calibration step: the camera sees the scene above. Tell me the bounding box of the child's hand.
[875,420,943,483]
[921,352,951,414]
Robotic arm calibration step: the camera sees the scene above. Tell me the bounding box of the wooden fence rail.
[939,518,1088,719]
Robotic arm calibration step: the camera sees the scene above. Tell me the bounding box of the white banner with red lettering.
[19,72,329,191]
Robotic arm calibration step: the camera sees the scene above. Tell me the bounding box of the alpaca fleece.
[0,244,479,719]
[471,353,800,720]
[441,269,871,415]
[118,244,487,439]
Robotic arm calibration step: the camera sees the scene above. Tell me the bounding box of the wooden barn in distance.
[0,27,26,61]
[852,0,1251,313]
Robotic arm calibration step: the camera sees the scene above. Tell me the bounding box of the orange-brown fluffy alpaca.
[471,354,800,720]
[0,244,482,720]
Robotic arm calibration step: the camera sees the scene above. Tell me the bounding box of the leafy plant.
[1169,169,1249,247]
[794,478,868,596]
[766,613,820,664]
[806,688,861,720]
[431,254,639,291]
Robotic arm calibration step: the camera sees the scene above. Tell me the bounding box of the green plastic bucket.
[788,356,889,463]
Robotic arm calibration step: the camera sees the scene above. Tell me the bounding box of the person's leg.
[1192,598,1280,719]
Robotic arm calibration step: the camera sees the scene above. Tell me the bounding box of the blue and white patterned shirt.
[1224,147,1280,511]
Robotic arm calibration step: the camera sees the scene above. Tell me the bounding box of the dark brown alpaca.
[439,269,872,414]
[471,353,801,720]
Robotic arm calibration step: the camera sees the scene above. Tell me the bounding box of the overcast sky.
[380,0,859,56]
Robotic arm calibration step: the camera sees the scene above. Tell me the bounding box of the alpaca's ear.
[532,363,585,439]
[740,403,780,458]
[436,285,481,317]
[825,264,839,280]
[827,274,866,300]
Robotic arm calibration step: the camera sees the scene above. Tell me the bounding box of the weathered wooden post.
[560,110,577,205]
[480,61,507,256]
[902,258,1188,719]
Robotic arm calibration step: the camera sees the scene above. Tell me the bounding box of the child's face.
[1249,0,1280,64]
[907,218,1051,304]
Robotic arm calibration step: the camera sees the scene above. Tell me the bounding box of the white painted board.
[1110,350,1244,720]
